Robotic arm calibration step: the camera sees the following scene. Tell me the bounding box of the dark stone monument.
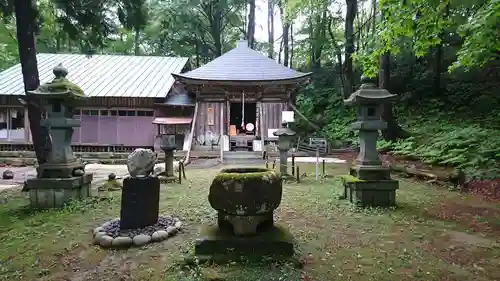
[195,167,295,258]
[120,148,160,230]
[24,64,93,208]
[340,75,399,207]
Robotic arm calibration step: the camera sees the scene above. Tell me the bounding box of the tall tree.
[267,0,274,58]
[14,0,51,165]
[246,0,255,48]
[279,0,290,66]
[343,0,357,97]
[117,0,149,55]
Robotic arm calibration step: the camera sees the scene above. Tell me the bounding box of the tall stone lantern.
[273,122,296,177]
[340,76,399,207]
[159,133,183,178]
[25,64,93,208]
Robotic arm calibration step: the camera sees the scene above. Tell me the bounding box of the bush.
[378,124,500,179]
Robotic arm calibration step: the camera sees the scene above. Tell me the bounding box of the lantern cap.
[273,122,296,137]
[344,74,396,106]
[28,63,87,101]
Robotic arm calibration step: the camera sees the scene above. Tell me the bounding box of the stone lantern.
[159,132,183,178]
[273,122,296,176]
[25,64,93,208]
[341,75,399,207]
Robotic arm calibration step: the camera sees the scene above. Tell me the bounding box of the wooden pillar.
[259,102,265,146]
[24,107,29,143]
[6,108,11,141]
[220,101,224,162]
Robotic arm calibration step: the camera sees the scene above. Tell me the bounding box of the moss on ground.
[0,163,499,281]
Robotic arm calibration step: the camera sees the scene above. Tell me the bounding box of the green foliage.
[379,123,500,178]
[450,0,500,71]
[356,0,500,76]
[295,84,357,145]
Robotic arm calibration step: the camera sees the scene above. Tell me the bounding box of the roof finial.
[53,63,68,79]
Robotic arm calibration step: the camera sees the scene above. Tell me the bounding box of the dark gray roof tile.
[173,40,311,82]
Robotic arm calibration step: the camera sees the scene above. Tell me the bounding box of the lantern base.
[25,173,93,209]
[340,175,398,207]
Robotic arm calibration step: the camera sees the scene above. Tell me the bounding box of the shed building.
[0,53,189,152]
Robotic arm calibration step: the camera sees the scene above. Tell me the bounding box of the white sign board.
[282,111,295,123]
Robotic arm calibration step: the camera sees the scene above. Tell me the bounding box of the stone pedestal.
[26,173,93,208]
[163,149,175,177]
[341,167,398,206]
[195,224,294,258]
[279,148,288,176]
[120,176,160,230]
[217,212,274,236]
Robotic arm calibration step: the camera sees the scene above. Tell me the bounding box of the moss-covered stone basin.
[208,167,282,216]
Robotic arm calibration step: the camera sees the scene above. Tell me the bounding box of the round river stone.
[151,230,168,242]
[133,234,151,246]
[112,236,133,247]
[97,235,114,247]
[174,221,182,230]
[93,227,104,236]
[166,226,177,236]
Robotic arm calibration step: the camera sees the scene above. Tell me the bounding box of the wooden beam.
[288,102,320,131]
[183,101,199,165]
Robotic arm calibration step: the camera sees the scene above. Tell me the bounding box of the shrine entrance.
[229,102,256,151]
[229,102,256,135]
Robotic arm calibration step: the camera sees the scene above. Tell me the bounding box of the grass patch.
[0,163,499,281]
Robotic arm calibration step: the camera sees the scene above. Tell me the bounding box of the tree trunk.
[267,0,274,58]
[343,0,357,98]
[14,0,50,165]
[433,2,448,96]
[212,4,223,57]
[379,53,406,141]
[195,40,201,67]
[134,28,140,55]
[290,23,294,67]
[278,37,283,63]
[433,44,442,96]
[371,0,376,35]
[327,15,344,94]
[279,0,289,66]
[247,0,256,49]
